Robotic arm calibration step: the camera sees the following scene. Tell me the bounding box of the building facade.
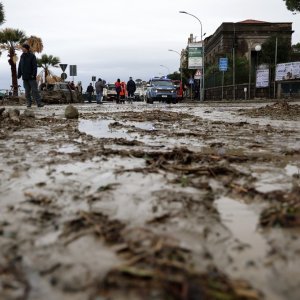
[204,20,294,64]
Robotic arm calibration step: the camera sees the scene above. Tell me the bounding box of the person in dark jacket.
[126,77,136,103]
[86,83,94,103]
[17,44,43,108]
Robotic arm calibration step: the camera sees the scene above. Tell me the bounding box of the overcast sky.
[0,0,299,90]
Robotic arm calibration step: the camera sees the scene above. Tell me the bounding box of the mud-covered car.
[134,87,145,101]
[145,77,177,104]
[0,89,8,100]
[103,84,117,101]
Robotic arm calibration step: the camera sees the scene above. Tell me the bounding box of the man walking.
[126,77,136,103]
[95,78,105,104]
[17,44,43,108]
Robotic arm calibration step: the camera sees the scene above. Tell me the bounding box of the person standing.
[115,79,121,104]
[86,83,94,103]
[17,44,43,108]
[126,77,136,103]
[119,81,126,104]
[95,78,105,104]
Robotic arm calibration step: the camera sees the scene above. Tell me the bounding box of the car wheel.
[146,96,153,104]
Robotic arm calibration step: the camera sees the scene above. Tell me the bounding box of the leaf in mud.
[97,183,120,192]
[23,192,53,206]
[61,211,125,244]
[180,176,189,187]
[259,188,300,228]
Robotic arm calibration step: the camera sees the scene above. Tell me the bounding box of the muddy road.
[0,100,300,300]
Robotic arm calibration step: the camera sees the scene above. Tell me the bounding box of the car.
[0,89,9,100]
[134,87,145,101]
[145,77,177,104]
[103,84,117,101]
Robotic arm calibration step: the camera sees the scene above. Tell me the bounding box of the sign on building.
[256,69,269,88]
[275,62,300,81]
[188,42,203,69]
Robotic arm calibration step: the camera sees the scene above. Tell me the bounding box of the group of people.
[86,77,136,104]
[114,77,136,104]
[17,42,138,107]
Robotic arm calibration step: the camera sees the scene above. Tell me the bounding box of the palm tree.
[0,2,6,59]
[0,2,5,25]
[37,54,60,84]
[0,28,26,96]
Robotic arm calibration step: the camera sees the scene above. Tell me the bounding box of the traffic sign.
[70,65,77,76]
[61,72,67,80]
[59,64,68,72]
[219,58,228,71]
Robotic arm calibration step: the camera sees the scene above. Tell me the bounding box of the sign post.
[69,65,77,81]
[188,42,203,101]
[219,58,228,100]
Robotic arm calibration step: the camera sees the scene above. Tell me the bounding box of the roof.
[237,19,269,24]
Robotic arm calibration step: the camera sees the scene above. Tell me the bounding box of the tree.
[0,2,5,25]
[261,35,292,65]
[37,54,60,84]
[0,28,27,96]
[283,0,300,13]
[0,32,43,96]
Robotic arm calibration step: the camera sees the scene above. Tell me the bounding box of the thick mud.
[0,100,299,300]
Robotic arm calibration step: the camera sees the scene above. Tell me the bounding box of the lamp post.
[159,64,170,77]
[254,44,261,98]
[168,49,183,88]
[179,10,204,101]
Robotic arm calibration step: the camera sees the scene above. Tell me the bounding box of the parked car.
[103,84,117,101]
[0,89,8,100]
[134,87,145,101]
[145,77,177,104]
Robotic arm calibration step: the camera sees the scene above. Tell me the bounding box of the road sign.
[59,64,68,72]
[188,42,203,69]
[219,58,228,71]
[70,65,77,76]
[61,72,67,80]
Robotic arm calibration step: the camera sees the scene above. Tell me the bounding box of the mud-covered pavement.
[0,100,300,300]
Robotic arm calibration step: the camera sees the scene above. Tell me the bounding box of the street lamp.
[168,49,183,87]
[248,42,261,99]
[159,64,170,77]
[179,10,204,101]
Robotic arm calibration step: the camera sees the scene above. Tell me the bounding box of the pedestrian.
[69,81,76,90]
[126,76,136,103]
[120,81,126,104]
[95,78,105,104]
[76,82,83,94]
[17,44,44,108]
[86,83,94,103]
[115,79,121,104]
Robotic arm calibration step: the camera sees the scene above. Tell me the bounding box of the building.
[204,20,294,64]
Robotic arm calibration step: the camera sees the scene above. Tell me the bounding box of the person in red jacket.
[120,81,126,104]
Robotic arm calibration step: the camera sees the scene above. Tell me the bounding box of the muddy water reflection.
[78,119,155,139]
[216,197,267,252]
